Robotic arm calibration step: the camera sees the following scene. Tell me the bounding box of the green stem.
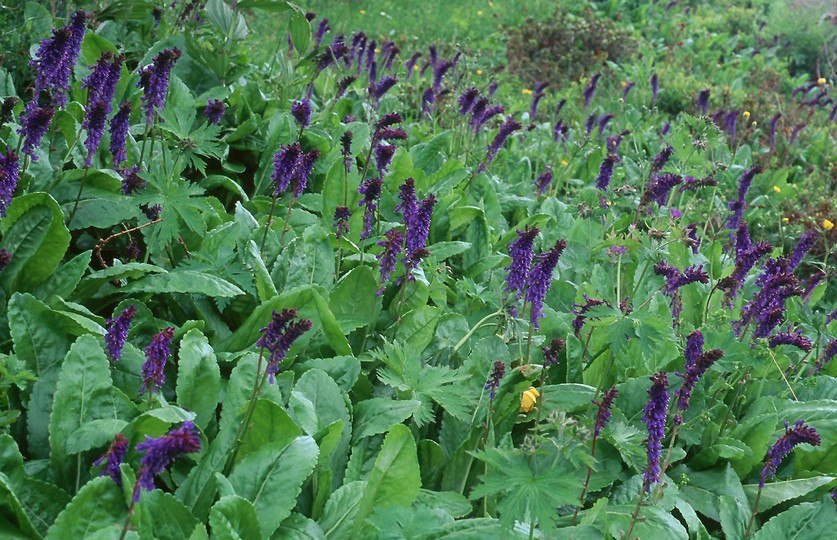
[260,194,279,252]
[452,310,504,355]
[68,166,89,223]
[624,481,648,540]
[571,434,598,525]
[745,486,763,537]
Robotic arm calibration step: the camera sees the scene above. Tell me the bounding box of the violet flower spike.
[109,102,132,168]
[272,143,302,196]
[0,151,20,216]
[572,295,609,337]
[769,113,781,149]
[203,99,225,125]
[596,154,619,191]
[291,99,311,129]
[18,104,55,159]
[377,228,404,294]
[94,433,128,487]
[650,73,659,106]
[335,76,357,99]
[535,168,553,196]
[593,387,618,436]
[340,130,353,173]
[787,229,817,272]
[530,81,548,120]
[333,206,350,240]
[404,194,436,272]
[266,320,311,382]
[137,48,181,124]
[478,117,522,172]
[674,333,723,424]
[134,421,201,501]
[504,226,539,303]
[394,177,417,224]
[642,372,669,490]
[458,87,480,115]
[525,240,567,328]
[583,72,601,108]
[768,328,813,353]
[83,100,109,167]
[650,144,674,174]
[696,88,710,115]
[759,420,820,488]
[374,142,395,176]
[121,165,146,195]
[543,338,566,368]
[140,327,175,394]
[484,361,506,399]
[358,177,382,239]
[105,305,137,362]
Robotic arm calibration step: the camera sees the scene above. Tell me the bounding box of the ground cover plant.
[0,0,836,538]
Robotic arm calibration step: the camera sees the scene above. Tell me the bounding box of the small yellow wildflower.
[773,186,781,193]
[620,81,627,87]
[561,160,568,166]
[742,111,750,119]
[817,77,827,85]
[413,65,419,71]
[374,48,381,54]
[782,217,790,223]
[824,219,835,231]
[475,69,483,76]
[522,88,533,96]
[477,10,483,16]
[520,387,540,413]
[359,9,366,14]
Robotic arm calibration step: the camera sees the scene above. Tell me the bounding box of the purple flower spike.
[583,72,601,108]
[684,223,701,254]
[543,338,566,368]
[479,117,522,172]
[572,295,609,337]
[30,11,87,106]
[695,89,710,115]
[484,361,506,399]
[395,177,417,224]
[267,319,311,382]
[768,328,813,352]
[787,230,817,272]
[83,101,109,167]
[134,422,201,501]
[333,206,350,240]
[585,114,596,136]
[404,194,436,273]
[651,144,674,174]
[505,226,540,305]
[370,76,397,104]
[203,99,225,125]
[121,165,146,195]
[140,327,175,394]
[458,87,480,115]
[94,433,128,487]
[525,240,567,328]
[377,228,404,294]
[650,73,659,106]
[530,81,548,120]
[535,168,553,196]
[622,81,636,101]
[291,99,311,129]
[358,177,382,240]
[336,76,357,99]
[641,173,683,207]
[340,130,353,173]
[404,52,421,79]
[674,331,723,424]
[759,420,820,487]
[593,387,618,436]
[314,18,330,47]
[421,88,435,116]
[105,305,137,362]
[374,143,396,176]
[432,59,453,93]
[292,149,319,198]
[0,151,20,216]
[18,104,55,159]
[596,154,619,191]
[769,113,781,149]
[137,48,181,124]
[109,102,132,168]
[272,143,302,196]
[642,372,669,490]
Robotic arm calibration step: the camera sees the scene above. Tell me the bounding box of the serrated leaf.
[208,496,261,540]
[352,399,421,443]
[754,498,837,539]
[175,330,221,430]
[121,270,244,297]
[743,476,836,512]
[44,477,126,539]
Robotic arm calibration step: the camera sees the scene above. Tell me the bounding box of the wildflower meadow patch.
[0,0,835,538]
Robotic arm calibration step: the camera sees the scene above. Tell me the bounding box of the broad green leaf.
[237,399,301,464]
[32,250,92,300]
[754,498,837,539]
[273,513,326,540]
[352,424,421,537]
[121,270,244,297]
[209,496,262,540]
[395,306,440,353]
[44,477,126,539]
[288,6,311,53]
[228,436,319,538]
[0,193,70,294]
[329,266,379,334]
[0,473,38,539]
[49,335,136,490]
[352,399,421,443]
[719,494,748,540]
[175,329,221,430]
[135,490,200,540]
[318,481,366,540]
[743,476,836,512]
[677,465,748,523]
[66,419,128,455]
[17,477,72,537]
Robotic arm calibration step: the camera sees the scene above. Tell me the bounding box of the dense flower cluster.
[642,372,669,489]
[105,305,137,362]
[525,240,567,327]
[256,309,312,383]
[593,387,618,436]
[759,420,821,487]
[94,433,128,487]
[141,327,175,394]
[674,331,724,424]
[484,361,506,399]
[134,421,201,501]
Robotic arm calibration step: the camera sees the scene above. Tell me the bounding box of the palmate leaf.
[375,340,472,426]
[470,445,586,534]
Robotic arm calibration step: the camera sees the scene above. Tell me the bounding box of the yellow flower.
[782,217,789,223]
[359,9,366,14]
[824,219,834,231]
[560,160,569,166]
[773,186,781,193]
[477,10,483,16]
[475,69,483,76]
[620,81,627,87]
[413,65,419,71]
[520,387,540,413]
[374,48,381,54]
[522,88,533,96]
[742,111,750,119]
[817,77,827,85]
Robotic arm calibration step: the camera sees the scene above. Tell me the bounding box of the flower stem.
[624,481,649,540]
[68,165,89,224]
[744,486,763,537]
[260,194,279,252]
[571,434,598,525]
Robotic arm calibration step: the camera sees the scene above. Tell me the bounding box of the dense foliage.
[0,0,836,538]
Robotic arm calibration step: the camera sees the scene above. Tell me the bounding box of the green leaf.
[0,473,39,539]
[136,490,200,540]
[743,477,836,512]
[228,436,319,538]
[208,496,262,540]
[754,498,837,539]
[175,329,221,430]
[121,270,244,297]
[238,399,301,464]
[329,267,379,334]
[32,250,92,300]
[395,306,440,353]
[352,424,421,537]
[352,399,421,443]
[49,335,135,490]
[44,477,126,539]
[719,494,748,540]
[17,477,72,537]
[273,513,326,539]
[0,193,70,294]
[288,7,311,53]
[318,481,366,539]
[66,419,128,455]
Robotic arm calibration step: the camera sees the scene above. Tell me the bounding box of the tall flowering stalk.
[0,151,20,216]
[138,48,181,125]
[727,165,762,230]
[109,102,132,168]
[596,154,618,192]
[94,433,129,487]
[133,421,201,502]
[29,11,87,106]
[477,117,521,173]
[572,387,617,524]
[504,226,539,316]
[105,305,137,362]
[524,239,566,329]
[140,327,175,397]
[582,72,601,108]
[746,421,821,535]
